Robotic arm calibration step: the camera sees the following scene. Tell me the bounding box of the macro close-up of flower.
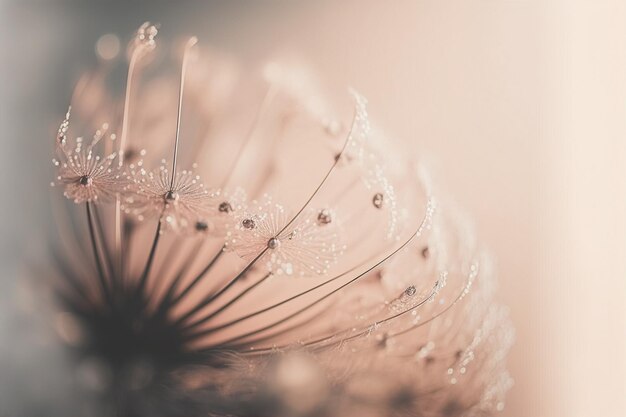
[2,2,625,417]
[38,23,514,416]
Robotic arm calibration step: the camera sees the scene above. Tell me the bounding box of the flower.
[45,23,513,417]
[52,108,126,204]
[124,163,213,230]
[226,195,344,276]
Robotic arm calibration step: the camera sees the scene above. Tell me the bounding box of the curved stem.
[155,238,205,313]
[175,248,268,325]
[115,46,141,284]
[276,101,358,237]
[170,37,197,190]
[184,272,272,339]
[194,210,429,349]
[170,245,225,306]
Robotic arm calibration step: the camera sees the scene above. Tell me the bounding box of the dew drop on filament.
[242,218,256,229]
[218,201,233,213]
[372,192,384,209]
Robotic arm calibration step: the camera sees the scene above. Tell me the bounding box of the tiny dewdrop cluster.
[52,108,127,204]
[47,23,513,417]
[226,196,343,277]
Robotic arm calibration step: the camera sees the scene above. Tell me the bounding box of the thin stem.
[114,201,124,282]
[188,93,360,329]
[175,248,268,325]
[224,306,328,349]
[307,284,438,351]
[91,203,115,288]
[155,238,205,312]
[121,219,135,290]
[305,271,468,354]
[184,252,374,334]
[135,217,162,295]
[211,189,433,347]
[118,49,140,165]
[170,37,197,190]
[390,269,477,338]
[188,96,360,328]
[170,245,225,306]
[184,272,272,338]
[203,240,411,348]
[86,202,110,302]
[147,236,184,299]
[187,192,431,336]
[193,214,427,347]
[242,278,440,355]
[115,46,141,285]
[276,100,358,237]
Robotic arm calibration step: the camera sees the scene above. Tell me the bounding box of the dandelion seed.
[44,23,513,417]
[126,164,213,230]
[53,116,126,204]
[226,196,343,276]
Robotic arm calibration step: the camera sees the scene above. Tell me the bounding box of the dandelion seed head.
[226,196,343,277]
[123,164,214,231]
[53,116,127,204]
[45,23,513,417]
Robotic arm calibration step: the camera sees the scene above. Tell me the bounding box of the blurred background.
[1,1,624,416]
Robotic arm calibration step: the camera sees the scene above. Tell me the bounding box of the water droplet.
[136,22,158,47]
[79,175,92,186]
[164,191,179,202]
[268,237,281,249]
[242,218,256,229]
[317,209,332,225]
[195,221,209,232]
[372,193,384,209]
[218,201,233,213]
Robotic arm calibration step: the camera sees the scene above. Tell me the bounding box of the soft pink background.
[2,1,625,416]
